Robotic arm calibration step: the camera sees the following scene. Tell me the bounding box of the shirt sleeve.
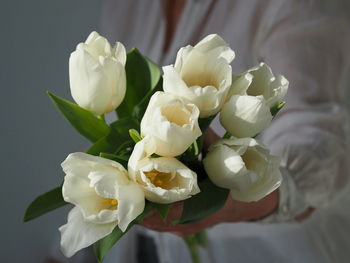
[256,0,350,222]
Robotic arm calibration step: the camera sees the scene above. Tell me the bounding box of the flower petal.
[116,182,145,232]
[113,42,127,66]
[59,207,117,258]
[230,156,282,202]
[174,45,194,71]
[246,62,274,99]
[203,144,247,189]
[266,74,289,107]
[220,95,272,138]
[226,72,253,99]
[194,34,235,63]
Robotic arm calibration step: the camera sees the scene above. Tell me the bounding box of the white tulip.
[203,138,281,202]
[128,137,200,204]
[69,31,127,115]
[243,62,289,107]
[220,63,288,137]
[163,34,235,117]
[59,153,145,257]
[220,95,273,138]
[140,91,202,157]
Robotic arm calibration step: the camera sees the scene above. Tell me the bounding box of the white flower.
[69,31,127,115]
[203,138,281,202]
[59,153,145,257]
[128,137,200,204]
[220,95,273,138]
[220,63,288,138]
[163,34,235,118]
[140,91,202,157]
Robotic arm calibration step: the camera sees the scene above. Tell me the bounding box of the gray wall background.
[1,0,103,262]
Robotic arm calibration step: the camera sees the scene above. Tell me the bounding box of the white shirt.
[97,0,350,262]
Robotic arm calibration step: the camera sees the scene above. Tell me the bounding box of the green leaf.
[223,131,232,139]
[198,115,216,133]
[271,101,286,117]
[129,129,142,143]
[23,186,67,222]
[181,116,215,162]
[153,203,171,221]
[87,117,140,156]
[181,140,200,162]
[99,152,129,162]
[175,178,229,224]
[132,77,163,120]
[99,152,129,168]
[116,49,161,119]
[93,202,153,262]
[47,92,110,142]
[144,55,161,89]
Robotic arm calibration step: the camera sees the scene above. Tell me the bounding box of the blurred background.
[1,0,102,262]
[2,1,350,263]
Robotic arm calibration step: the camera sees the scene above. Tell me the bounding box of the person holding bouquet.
[44,0,350,262]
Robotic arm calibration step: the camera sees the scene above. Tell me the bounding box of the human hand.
[141,190,279,237]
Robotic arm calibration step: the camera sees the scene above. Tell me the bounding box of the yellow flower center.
[144,169,176,190]
[162,104,191,126]
[182,72,218,90]
[100,198,119,210]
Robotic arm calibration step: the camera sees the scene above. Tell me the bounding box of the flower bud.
[141,91,202,157]
[69,31,127,114]
[128,138,200,204]
[203,138,281,202]
[163,34,235,117]
[59,153,144,257]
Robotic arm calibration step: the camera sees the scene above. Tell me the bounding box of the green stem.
[194,231,208,249]
[184,235,201,263]
[223,131,231,139]
[98,114,106,123]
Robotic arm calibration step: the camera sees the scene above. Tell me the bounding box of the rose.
[59,152,145,257]
[163,34,235,117]
[220,63,288,138]
[140,91,202,157]
[128,137,200,204]
[203,138,281,202]
[69,31,127,114]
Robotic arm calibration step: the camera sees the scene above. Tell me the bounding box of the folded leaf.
[153,203,171,221]
[99,152,129,168]
[93,202,153,262]
[175,178,229,224]
[116,49,161,119]
[129,129,142,143]
[23,186,67,222]
[132,77,163,120]
[48,92,110,142]
[271,101,286,117]
[87,117,140,156]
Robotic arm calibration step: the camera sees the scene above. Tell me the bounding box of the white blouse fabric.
[97,0,350,262]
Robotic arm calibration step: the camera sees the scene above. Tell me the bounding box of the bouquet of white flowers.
[23,32,288,263]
